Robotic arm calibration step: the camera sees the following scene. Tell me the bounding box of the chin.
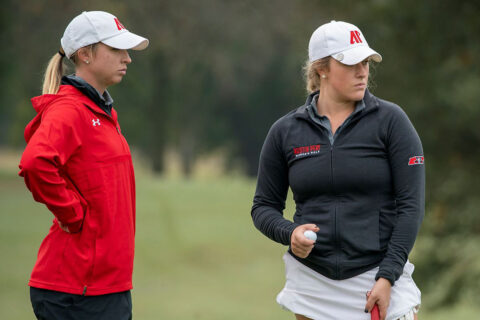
[352,91,366,101]
[111,77,124,85]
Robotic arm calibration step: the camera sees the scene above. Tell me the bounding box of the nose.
[123,50,132,64]
[355,62,369,78]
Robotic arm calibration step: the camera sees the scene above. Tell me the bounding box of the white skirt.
[276,253,421,320]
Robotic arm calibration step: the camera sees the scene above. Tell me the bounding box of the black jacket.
[251,90,425,285]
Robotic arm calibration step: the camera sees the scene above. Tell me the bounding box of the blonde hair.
[42,51,65,94]
[41,44,98,94]
[303,57,330,93]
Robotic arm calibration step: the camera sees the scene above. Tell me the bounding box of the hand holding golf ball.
[291,224,319,258]
[304,230,317,241]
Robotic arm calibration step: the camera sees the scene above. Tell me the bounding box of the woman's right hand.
[57,218,84,233]
[58,220,71,233]
[290,224,319,258]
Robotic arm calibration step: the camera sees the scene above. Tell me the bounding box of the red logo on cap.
[114,18,126,30]
[350,30,362,44]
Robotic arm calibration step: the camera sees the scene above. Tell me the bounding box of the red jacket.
[19,85,136,296]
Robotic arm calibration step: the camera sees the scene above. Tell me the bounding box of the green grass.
[1,160,479,319]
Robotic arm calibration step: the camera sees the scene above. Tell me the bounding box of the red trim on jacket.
[19,85,136,296]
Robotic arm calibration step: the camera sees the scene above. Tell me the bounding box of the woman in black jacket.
[251,20,424,320]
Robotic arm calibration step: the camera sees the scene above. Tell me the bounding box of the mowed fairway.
[131,170,294,319]
[0,156,478,319]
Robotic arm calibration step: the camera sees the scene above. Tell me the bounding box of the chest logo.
[408,156,424,166]
[293,144,321,158]
[92,119,101,127]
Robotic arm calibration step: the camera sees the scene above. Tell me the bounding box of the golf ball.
[304,230,317,241]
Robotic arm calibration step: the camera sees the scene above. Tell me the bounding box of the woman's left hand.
[365,277,391,320]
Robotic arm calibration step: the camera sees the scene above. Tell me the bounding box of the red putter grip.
[371,304,380,320]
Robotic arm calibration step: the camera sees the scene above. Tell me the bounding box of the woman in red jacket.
[19,11,148,320]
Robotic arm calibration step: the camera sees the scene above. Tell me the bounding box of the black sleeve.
[251,121,299,245]
[375,106,425,285]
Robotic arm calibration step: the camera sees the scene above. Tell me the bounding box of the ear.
[315,67,328,79]
[76,47,92,63]
[314,57,331,78]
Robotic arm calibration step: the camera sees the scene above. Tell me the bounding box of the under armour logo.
[114,18,126,31]
[350,30,363,44]
[92,119,101,127]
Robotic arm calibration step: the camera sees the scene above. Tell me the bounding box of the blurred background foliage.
[1,0,479,316]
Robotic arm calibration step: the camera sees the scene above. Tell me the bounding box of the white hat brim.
[331,45,382,65]
[102,31,149,51]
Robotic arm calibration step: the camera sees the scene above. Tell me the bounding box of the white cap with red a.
[61,11,149,59]
[308,20,382,65]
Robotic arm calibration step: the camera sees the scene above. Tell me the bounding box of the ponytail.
[42,49,66,94]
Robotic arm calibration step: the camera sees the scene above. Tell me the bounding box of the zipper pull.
[82,286,87,296]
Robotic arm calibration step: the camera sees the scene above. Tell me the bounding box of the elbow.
[19,152,58,178]
[19,153,36,177]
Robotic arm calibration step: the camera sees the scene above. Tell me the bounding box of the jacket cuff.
[286,223,300,243]
[375,269,396,286]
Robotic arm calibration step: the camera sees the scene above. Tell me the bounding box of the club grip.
[371,304,380,320]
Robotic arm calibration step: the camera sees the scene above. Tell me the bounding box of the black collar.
[61,75,114,116]
[294,89,379,120]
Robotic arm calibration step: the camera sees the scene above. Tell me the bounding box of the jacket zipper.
[330,144,340,278]
[329,115,366,279]
[79,104,127,294]
[299,99,378,279]
[83,233,97,296]
[102,114,128,153]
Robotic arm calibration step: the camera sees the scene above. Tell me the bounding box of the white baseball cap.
[308,20,381,65]
[61,11,149,59]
